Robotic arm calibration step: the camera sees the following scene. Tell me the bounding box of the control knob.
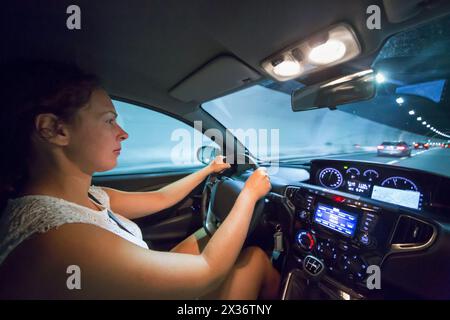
[296,230,316,251]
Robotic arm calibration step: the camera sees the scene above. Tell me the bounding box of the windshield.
[202,15,450,178]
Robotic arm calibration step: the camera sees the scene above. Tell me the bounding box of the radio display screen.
[314,203,358,237]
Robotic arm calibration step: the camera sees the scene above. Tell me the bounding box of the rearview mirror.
[291,69,376,112]
[197,146,220,165]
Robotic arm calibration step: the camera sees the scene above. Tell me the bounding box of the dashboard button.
[358,233,371,246]
[339,243,349,251]
[298,210,310,220]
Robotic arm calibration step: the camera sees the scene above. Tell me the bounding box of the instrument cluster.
[311,160,424,210]
[317,166,419,192]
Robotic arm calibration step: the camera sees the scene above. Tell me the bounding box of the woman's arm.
[102,156,230,219]
[16,168,270,299]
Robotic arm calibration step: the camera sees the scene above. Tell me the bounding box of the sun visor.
[169,56,260,103]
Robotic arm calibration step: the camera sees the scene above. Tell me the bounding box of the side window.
[95,100,218,176]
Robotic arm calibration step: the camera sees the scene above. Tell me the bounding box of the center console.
[273,160,443,299]
[281,183,401,299]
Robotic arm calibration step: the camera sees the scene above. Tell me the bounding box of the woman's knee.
[238,246,270,268]
[238,246,280,298]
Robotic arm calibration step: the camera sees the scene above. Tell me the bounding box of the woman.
[0,61,280,299]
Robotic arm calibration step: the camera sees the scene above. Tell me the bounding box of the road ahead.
[308,148,450,177]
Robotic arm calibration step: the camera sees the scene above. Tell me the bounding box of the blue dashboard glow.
[314,203,358,237]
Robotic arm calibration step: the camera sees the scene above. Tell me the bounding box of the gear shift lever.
[303,255,325,280]
[302,255,328,299]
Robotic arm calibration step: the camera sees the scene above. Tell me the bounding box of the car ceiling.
[2,0,450,133]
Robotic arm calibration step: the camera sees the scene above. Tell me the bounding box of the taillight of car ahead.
[396,146,406,150]
[414,143,419,147]
[377,145,384,150]
[424,143,429,148]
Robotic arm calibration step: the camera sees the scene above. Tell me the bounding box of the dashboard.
[310,159,450,212]
[264,160,450,299]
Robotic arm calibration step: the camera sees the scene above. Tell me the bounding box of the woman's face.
[65,89,128,173]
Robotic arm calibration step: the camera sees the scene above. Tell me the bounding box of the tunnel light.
[422,121,427,125]
[375,73,385,83]
[262,23,361,81]
[417,117,422,121]
[427,124,431,128]
[396,97,404,105]
[408,110,415,115]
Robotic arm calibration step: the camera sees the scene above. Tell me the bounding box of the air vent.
[285,186,304,206]
[391,216,435,250]
[285,186,299,200]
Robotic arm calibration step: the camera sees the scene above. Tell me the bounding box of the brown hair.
[0,60,100,212]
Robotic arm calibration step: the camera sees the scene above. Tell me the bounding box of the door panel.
[92,167,205,251]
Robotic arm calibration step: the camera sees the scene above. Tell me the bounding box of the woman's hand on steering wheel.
[242,167,272,202]
[206,155,231,174]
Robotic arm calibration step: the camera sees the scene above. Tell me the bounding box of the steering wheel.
[200,154,266,237]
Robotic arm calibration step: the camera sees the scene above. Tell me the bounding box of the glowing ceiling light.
[417,117,422,121]
[309,39,347,65]
[272,59,302,77]
[408,110,415,115]
[262,23,361,81]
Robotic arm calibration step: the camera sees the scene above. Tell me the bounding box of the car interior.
[3,0,450,300]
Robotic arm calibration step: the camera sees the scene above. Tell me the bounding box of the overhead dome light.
[408,110,415,115]
[308,39,347,65]
[272,59,302,77]
[261,23,361,81]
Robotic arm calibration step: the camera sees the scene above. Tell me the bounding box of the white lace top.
[0,185,149,266]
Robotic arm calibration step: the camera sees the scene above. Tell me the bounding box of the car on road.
[414,142,429,149]
[377,141,412,157]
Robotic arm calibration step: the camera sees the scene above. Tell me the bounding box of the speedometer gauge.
[346,167,360,178]
[318,168,343,189]
[381,176,419,191]
[363,169,379,182]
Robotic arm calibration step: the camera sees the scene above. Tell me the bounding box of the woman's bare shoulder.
[0,223,146,298]
[0,223,211,299]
